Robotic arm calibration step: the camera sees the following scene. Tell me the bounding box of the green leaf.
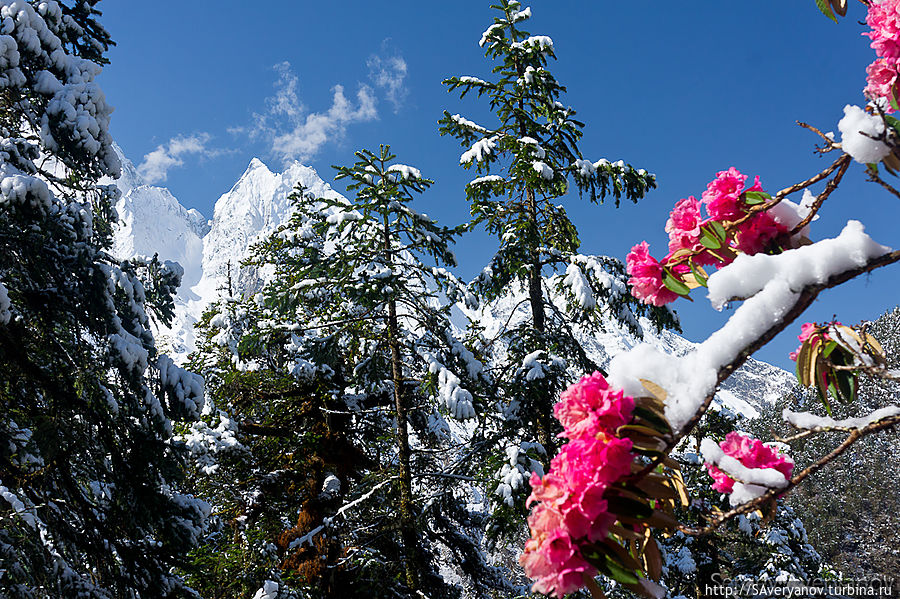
[892,81,900,112]
[822,340,838,358]
[709,220,728,242]
[700,229,722,250]
[814,0,838,22]
[662,272,691,296]
[885,115,900,137]
[689,261,708,287]
[744,191,772,205]
[603,555,641,585]
[836,370,857,403]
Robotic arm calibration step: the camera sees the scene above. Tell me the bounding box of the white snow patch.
[838,104,891,164]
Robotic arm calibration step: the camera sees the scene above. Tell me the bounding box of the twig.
[867,167,900,200]
[790,154,851,235]
[679,413,900,535]
[728,154,849,230]
[798,121,840,152]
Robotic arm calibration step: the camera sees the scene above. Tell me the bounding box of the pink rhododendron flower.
[864,0,900,109]
[865,58,898,108]
[704,432,794,495]
[788,322,839,361]
[554,371,635,440]
[665,196,704,251]
[701,168,762,222]
[626,241,679,306]
[521,373,637,597]
[866,0,900,61]
[733,211,787,255]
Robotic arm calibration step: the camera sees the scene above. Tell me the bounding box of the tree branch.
[678,413,900,535]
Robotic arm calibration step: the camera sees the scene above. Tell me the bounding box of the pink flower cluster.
[626,168,788,306]
[865,0,900,109]
[520,372,636,597]
[704,432,794,495]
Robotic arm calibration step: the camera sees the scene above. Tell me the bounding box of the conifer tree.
[0,2,208,597]
[185,147,515,597]
[439,0,678,533]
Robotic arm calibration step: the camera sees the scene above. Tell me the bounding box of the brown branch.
[678,413,900,535]
[790,155,851,236]
[867,167,900,200]
[674,249,900,443]
[830,362,900,382]
[728,154,850,230]
[798,121,840,152]
[628,248,900,484]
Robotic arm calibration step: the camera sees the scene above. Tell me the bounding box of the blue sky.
[96,1,898,372]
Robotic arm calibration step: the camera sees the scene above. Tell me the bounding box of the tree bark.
[384,208,419,591]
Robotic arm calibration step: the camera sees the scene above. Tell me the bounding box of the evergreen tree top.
[439,0,656,208]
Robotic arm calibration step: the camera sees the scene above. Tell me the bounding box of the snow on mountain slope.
[200,158,340,293]
[109,146,794,415]
[108,146,341,357]
[107,144,208,289]
[464,286,795,416]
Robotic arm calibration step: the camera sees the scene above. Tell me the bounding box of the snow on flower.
[838,104,892,164]
[521,372,636,597]
[703,432,793,506]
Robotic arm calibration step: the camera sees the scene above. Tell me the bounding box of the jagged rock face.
[108,146,340,357]
[109,145,794,414]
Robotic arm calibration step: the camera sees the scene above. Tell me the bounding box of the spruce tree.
[0,2,208,597]
[185,147,514,597]
[439,0,678,536]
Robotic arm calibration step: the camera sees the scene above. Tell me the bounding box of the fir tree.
[185,147,515,597]
[0,2,208,597]
[439,0,678,538]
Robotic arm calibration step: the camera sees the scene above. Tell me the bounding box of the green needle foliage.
[439,0,679,543]
[185,146,517,597]
[0,2,208,597]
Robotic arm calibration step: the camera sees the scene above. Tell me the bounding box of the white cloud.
[138,133,216,183]
[367,45,408,113]
[251,62,378,164]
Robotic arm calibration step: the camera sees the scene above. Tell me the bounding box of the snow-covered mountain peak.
[110,148,343,358]
[106,145,207,288]
[203,157,340,289]
[110,142,145,192]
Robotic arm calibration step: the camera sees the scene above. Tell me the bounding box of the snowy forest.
[2,0,900,598]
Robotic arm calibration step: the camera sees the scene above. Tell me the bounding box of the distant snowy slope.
[464,287,795,417]
[106,143,208,289]
[108,146,341,358]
